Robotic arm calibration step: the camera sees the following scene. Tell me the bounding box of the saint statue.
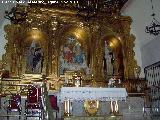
[26,40,44,73]
[104,41,114,76]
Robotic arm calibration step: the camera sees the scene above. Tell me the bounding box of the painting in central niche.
[59,37,87,74]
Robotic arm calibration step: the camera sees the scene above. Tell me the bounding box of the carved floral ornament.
[2,4,139,80]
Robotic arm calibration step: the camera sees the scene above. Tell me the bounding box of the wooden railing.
[144,61,160,87]
[123,78,147,96]
[144,61,160,116]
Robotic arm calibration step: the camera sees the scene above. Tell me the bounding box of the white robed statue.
[104,41,113,76]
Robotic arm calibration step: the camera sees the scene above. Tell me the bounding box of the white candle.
[111,101,113,112]
[115,101,118,112]
[88,1,89,6]
[67,100,70,114]
[96,3,97,9]
[65,101,67,113]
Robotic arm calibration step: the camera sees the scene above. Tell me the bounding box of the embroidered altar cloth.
[60,87,127,102]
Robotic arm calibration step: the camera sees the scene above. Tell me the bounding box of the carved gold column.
[3,24,21,76]
[91,24,104,81]
[120,17,137,79]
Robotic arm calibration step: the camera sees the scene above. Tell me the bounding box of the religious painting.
[25,40,44,74]
[59,37,87,74]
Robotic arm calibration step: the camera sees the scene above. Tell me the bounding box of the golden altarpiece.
[1,2,140,88]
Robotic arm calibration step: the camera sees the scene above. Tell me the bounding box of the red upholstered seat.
[6,94,21,120]
[25,85,43,120]
[26,87,42,109]
[7,94,21,110]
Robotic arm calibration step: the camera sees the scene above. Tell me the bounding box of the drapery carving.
[2,5,139,80]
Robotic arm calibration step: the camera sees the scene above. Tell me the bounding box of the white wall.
[141,35,160,68]
[122,0,160,46]
[122,0,160,77]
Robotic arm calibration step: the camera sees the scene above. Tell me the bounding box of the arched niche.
[102,35,124,80]
[56,24,90,76]
[22,28,48,74]
[91,25,125,81]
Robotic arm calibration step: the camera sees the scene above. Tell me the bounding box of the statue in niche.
[26,40,44,74]
[104,41,114,78]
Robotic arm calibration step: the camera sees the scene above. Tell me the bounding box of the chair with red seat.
[5,94,21,120]
[24,85,44,120]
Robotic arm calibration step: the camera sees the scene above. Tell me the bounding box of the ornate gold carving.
[0,60,2,75]
[2,5,139,82]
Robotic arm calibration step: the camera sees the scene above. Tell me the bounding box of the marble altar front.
[59,87,127,117]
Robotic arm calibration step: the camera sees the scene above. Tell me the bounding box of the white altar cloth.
[60,87,127,102]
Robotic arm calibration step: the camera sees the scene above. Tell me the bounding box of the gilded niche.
[23,28,47,74]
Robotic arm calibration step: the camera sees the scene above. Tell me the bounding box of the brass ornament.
[84,100,99,116]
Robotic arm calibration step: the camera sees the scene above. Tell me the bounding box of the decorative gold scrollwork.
[84,100,99,116]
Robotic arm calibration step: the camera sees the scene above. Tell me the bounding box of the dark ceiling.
[28,0,129,11]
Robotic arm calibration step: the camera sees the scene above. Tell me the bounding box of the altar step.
[122,108,160,120]
[63,116,122,120]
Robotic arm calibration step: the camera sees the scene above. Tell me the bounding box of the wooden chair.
[25,85,43,120]
[4,94,21,120]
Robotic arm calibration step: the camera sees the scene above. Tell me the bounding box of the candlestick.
[96,3,97,9]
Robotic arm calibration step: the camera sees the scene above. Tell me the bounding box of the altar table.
[60,87,127,101]
[60,87,128,116]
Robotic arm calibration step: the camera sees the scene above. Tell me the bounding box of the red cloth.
[7,94,21,110]
[49,95,59,111]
